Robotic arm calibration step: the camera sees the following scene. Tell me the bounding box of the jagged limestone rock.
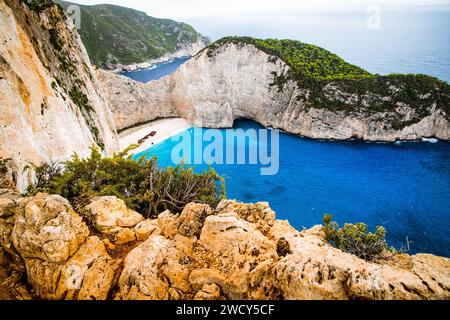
[133,219,161,241]
[84,196,144,234]
[11,193,119,300]
[116,199,450,300]
[0,190,448,300]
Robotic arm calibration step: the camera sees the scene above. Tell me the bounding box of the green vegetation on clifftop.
[207,37,450,125]
[56,0,207,68]
[26,147,226,218]
[208,37,371,83]
[323,214,398,261]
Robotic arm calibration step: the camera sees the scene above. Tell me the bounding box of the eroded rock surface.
[85,196,144,234]
[114,199,450,300]
[11,193,119,300]
[0,192,448,300]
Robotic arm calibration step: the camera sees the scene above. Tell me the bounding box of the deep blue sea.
[133,121,450,257]
[123,9,450,257]
[188,10,450,83]
[121,56,190,82]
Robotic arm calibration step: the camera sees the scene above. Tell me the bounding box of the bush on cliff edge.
[26,147,226,218]
[323,214,398,261]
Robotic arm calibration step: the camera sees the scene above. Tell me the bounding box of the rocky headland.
[99,38,450,142]
[56,0,210,72]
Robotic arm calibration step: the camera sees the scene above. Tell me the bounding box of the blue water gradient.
[123,14,450,257]
[134,120,450,257]
[120,56,190,82]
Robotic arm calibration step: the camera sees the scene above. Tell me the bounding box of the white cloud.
[68,0,450,19]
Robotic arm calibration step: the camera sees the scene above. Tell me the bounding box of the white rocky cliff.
[0,0,118,191]
[99,41,450,142]
[96,70,177,131]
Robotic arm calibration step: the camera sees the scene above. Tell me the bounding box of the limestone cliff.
[99,39,450,141]
[96,70,176,131]
[0,188,448,300]
[0,0,119,190]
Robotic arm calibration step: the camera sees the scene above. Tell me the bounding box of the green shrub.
[323,214,396,261]
[22,0,53,13]
[69,87,94,113]
[25,161,63,194]
[207,37,371,83]
[0,157,12,175]
[49,28,62,51]
[205,37,450,125]
[26,147,226,218]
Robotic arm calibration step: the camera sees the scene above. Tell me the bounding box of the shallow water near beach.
[134,120,450,257]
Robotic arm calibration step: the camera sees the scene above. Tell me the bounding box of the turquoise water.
[134,120,450,257]
[123,10,450,257]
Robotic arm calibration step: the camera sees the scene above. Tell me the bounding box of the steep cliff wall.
[100,39,450,142]
[96,70,177,131]
[171,41,450,141]
[0,0,118,190]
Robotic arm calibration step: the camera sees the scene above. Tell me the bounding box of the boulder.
[157,210,181,239]
[11,193,119,300]
[216,200,275,235]
[194,283,221,300]
[84,196,144,234]
[157,203,213,240]
[12,193,89,263]
[133,219,161,241]
[114,228,136,245]
[116,236,172,300]
[177,203,212,238]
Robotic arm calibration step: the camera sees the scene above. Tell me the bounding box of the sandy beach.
[119,118,192,155]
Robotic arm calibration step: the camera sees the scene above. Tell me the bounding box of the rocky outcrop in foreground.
[99,41,450,142]
[1,188,448,300]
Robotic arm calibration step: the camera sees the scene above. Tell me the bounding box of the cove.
[134,120,450,257]
[120,56,190,82]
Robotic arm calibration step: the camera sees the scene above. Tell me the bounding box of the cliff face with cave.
[0,0,118,191]
[99,40,450,142]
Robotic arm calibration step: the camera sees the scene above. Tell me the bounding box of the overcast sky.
[68,0,450,19]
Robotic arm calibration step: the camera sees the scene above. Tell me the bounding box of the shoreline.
[116,56,191,74]
[118,118,193,155]
[106,37,209,73]
[118,118,447,156]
